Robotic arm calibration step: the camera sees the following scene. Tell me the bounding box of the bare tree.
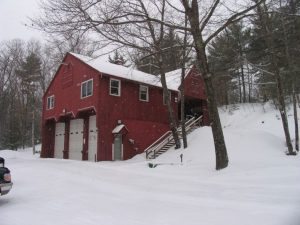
[254,0,295,155]
[0,39,53,150]
[32,0,185,148]
[180,0,265,169]
[32,0,265,169]
[293,84,299,151]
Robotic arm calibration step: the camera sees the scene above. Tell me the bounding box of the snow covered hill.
[1,102,300,225]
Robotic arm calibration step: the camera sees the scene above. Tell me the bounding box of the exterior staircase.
[145,116,202,160]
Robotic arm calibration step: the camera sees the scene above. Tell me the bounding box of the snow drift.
[0,102,300,225]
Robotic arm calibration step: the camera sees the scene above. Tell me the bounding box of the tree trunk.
[32,108,35,155]
[256,1,294,155]
[181,67,187,149]
[180,15,188,149]
[241,65,246,103]
[224,80,229,105]
[182,0,229,169]
[246,62,252,102]
[158,64,181,149]
[238,73,242,103]
[293,85,299,151]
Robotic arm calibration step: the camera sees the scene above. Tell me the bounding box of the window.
[47,95,55,110]
[139,85,149,102]
[81,79,93,98]
[110,79,121,96]
[163,91,171,105]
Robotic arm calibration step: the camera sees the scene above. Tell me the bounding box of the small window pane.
[82,84,87,97]
[87,80,93,96]
[139,85,148,101]
[47,96,54,109]
[81,79,93,98]
[110,79,120,96]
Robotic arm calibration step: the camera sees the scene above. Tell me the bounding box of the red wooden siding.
[41,53,208,161]
[96,75,178,160]
[43,54,100,121]
[183,67,206,100]
[183,67,209,125]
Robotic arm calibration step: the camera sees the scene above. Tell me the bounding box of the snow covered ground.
[1,102,300,225]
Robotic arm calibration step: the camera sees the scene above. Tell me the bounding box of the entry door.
[54,122,65,159]
[88,115,98,162]
[69,119,84,160]
[113,135,122,161]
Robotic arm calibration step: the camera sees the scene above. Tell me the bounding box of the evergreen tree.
[208,22,252,105]
[16,52,42,150]
[108,50,127,66]
[135,28,188,74]
[248,1,300,101]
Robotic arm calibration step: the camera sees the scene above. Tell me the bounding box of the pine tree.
[16,52,41,152]
[135,28,188,74]
[108,50,127,66]
[208,22,252,105]
[252,0,295,155]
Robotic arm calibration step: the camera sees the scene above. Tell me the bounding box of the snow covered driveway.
[1,144,300,225]
[1,103,300,225]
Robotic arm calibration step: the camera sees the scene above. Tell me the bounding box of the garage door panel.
[88,115,98,162]
[69,119,83,160]
[54,123,65,159]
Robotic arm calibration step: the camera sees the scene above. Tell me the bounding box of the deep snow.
[1,102,300,225]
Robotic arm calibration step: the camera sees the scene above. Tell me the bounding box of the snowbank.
[0,103,299,225]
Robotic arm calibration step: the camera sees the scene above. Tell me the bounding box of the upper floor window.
[139,85,149,102]
[110,78,121,96]
[81,79,93,98]
[163,90,171,105]
[47,95,55,110]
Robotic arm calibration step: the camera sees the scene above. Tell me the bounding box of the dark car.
[0,157,13,196]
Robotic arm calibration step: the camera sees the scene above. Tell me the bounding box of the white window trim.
[139,85,149,102]
[163,90,171,105]
[110,78,121,96]
[81,79,93,99]
[47,95,55,110]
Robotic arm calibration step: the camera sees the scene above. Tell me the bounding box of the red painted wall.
[183,67,207,100]
[42,53,178,161]
[183,67,210,125]
[96,74,178,160]
[43,54,100,121]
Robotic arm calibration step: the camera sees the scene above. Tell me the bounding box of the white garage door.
[88,115,98,162]
[54,122,65,159]
[69,119,84,160]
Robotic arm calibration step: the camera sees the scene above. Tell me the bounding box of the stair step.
[164,143,174,147]
[147,124,200,159]
[158,149,168,153]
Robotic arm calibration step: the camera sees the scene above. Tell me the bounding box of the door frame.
[54,122,65,159]
[112,134,123,161]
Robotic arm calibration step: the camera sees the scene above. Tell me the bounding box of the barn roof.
[69,52,190,91]
[164,68,192,90]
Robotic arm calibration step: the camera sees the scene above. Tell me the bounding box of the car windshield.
[0,157,4,167]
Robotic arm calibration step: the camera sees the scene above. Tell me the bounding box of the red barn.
[41,52,208,161]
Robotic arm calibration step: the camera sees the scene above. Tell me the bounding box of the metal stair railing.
[144,116,203,159]
[178,115,202,137]
[145,131,173,159]
[185,115,202,132]
[177,116,196,133]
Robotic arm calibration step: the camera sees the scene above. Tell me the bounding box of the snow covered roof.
[69,52,190,91]
[70,52,173,91]
[112,124,127,134]
[164,68,191,90]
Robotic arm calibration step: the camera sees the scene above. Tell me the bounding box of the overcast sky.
[0,0,44,42]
